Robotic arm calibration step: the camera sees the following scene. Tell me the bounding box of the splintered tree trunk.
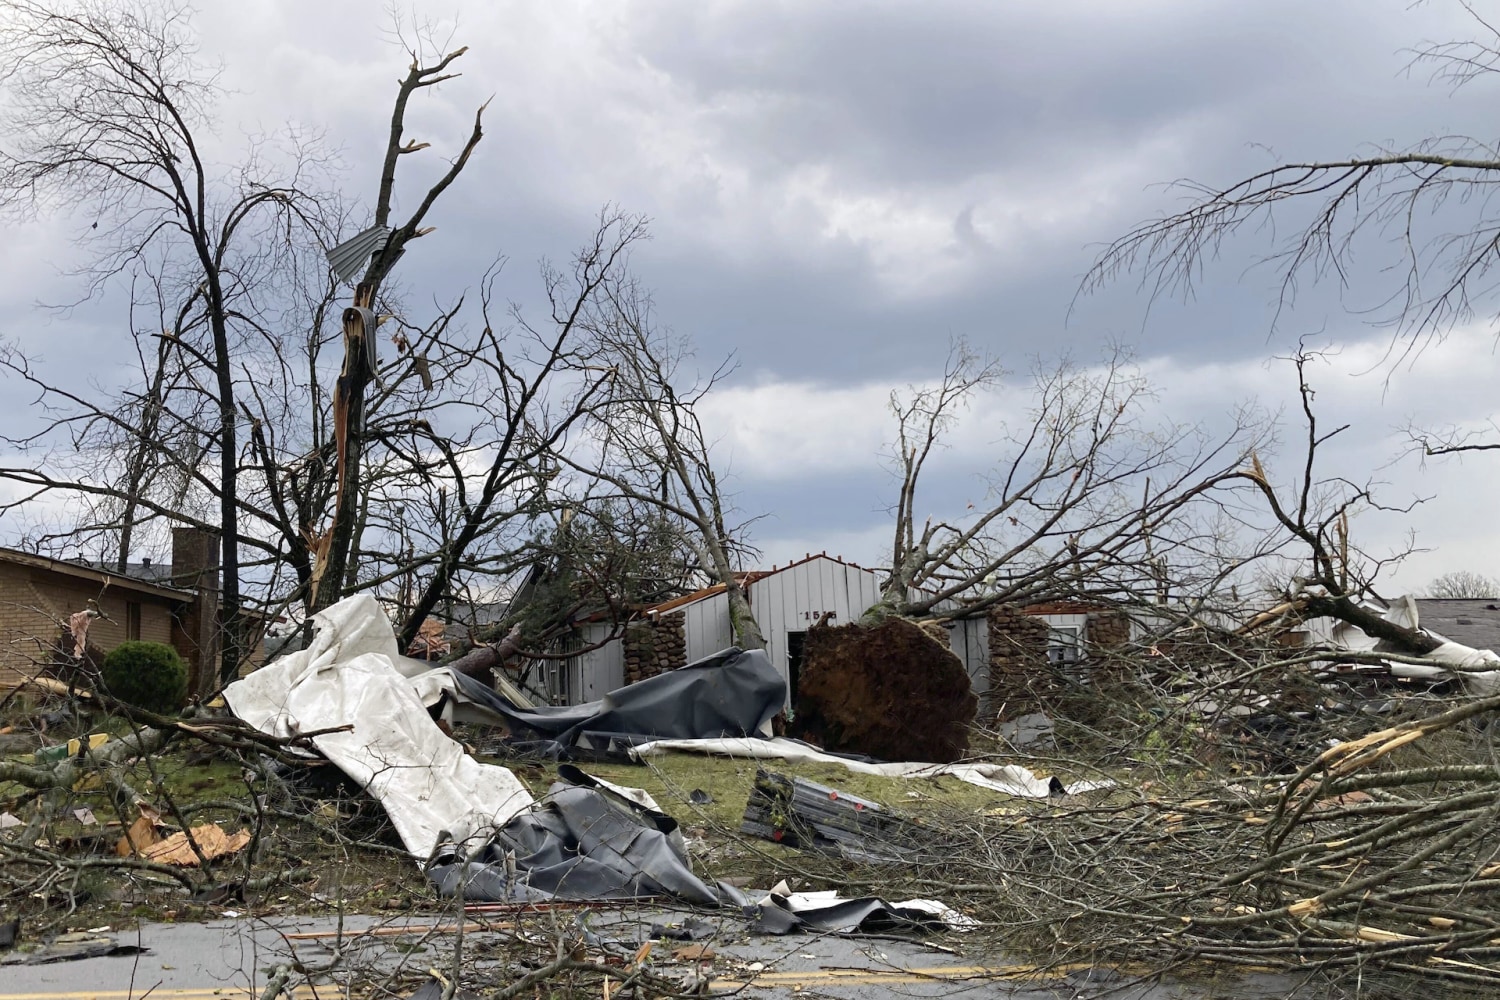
[727,580,766,650]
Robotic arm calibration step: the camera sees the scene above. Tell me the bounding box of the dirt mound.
[791,618,977,763]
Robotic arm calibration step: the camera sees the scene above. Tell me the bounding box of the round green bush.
[100,640,187,714]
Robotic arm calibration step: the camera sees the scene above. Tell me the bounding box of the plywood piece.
[136,822,251,866]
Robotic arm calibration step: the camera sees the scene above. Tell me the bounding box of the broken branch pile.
[754,688,1500,991]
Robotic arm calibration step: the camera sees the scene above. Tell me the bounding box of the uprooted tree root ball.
[791,617,977,764]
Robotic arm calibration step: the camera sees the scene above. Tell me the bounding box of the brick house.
[0,526,255,692]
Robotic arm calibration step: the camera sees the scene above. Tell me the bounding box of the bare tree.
[1231,348,1443,654]
[866,342,1266,623]
[384,212,646,653]
[1081,6,1500,458]
[307,38,490,617]
[1422,569,1499,599]
[0,3,647,686]
[0,0,340,680]
[568,279,767,649]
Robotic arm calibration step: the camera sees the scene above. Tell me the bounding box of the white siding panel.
[682,593,733,663]
[757,569,789,684]
[1039,613,1089,634]
[575,623,624,701]
[820,559,842,623]
[948,617,990,713]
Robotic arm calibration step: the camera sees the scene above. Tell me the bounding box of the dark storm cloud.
[443,0,1492,378]
[5,0,1500,585]
[617,2,1383,184]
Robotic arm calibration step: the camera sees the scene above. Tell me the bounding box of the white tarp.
[630,736,1112,796]
[775,890,979,932]
[224,595,535,859]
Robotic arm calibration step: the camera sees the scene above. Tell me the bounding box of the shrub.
[100,641,187,714]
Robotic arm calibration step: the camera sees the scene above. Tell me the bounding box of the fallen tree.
[791,617,976,763]
[729,632,1500,994]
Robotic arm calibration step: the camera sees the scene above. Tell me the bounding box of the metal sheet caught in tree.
[326,225,392,283]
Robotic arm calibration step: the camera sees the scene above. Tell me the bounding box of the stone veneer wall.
[623,610,686,683]
[1085,609,1131,652]
[1083,608,1132,685]
[986,604,1135,720]
[985,604,1052,719]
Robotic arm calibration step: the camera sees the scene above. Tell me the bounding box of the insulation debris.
[632,736,1112,797]
[137,824,252,866]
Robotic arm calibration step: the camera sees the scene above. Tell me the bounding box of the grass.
[486,745,1069,886]
[2,696,1080,932]
[576,751,1020,829]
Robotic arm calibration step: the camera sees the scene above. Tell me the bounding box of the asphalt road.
[0,910,1295,1000]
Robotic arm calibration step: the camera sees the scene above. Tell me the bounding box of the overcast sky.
[4,0,1500,597]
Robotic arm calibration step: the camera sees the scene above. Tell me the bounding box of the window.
[126,602,141,641]
[1046,625,1081,665]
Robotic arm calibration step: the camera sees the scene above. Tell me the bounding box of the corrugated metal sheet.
[326,225,392,283]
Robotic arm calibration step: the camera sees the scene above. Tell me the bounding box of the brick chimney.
[171,526,221,696]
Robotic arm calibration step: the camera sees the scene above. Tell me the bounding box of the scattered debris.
[739,885,977,936]
[0,931,145,965]
[474,645,785,753]
[34,732,107,763]
[405,979,481,1000]
[429,772,718,905]
[741,769,920,862]
[631,736,1112,797]
[995,712,1055,749]
[136,824,252,866]
[66,606,99,656]
[650,916,717,941]
[225,595,537,858]
[111,801,253,867]
[114,803,163,857]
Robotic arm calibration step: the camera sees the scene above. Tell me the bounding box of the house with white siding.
[666,553,889,701]
[546,553,1115,709]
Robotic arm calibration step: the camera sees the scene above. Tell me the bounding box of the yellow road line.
[721,962,1084,986]
[0,991,322,1000]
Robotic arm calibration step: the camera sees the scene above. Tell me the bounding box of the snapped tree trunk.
[1302,594,1444,657]
[727,579,766,650]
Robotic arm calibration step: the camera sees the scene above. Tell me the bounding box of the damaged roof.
[1415,598,1500,654]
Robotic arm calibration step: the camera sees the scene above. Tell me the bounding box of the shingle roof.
[74,558,178,586]
[0,547,193,600]
[1416,598,1500,653]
